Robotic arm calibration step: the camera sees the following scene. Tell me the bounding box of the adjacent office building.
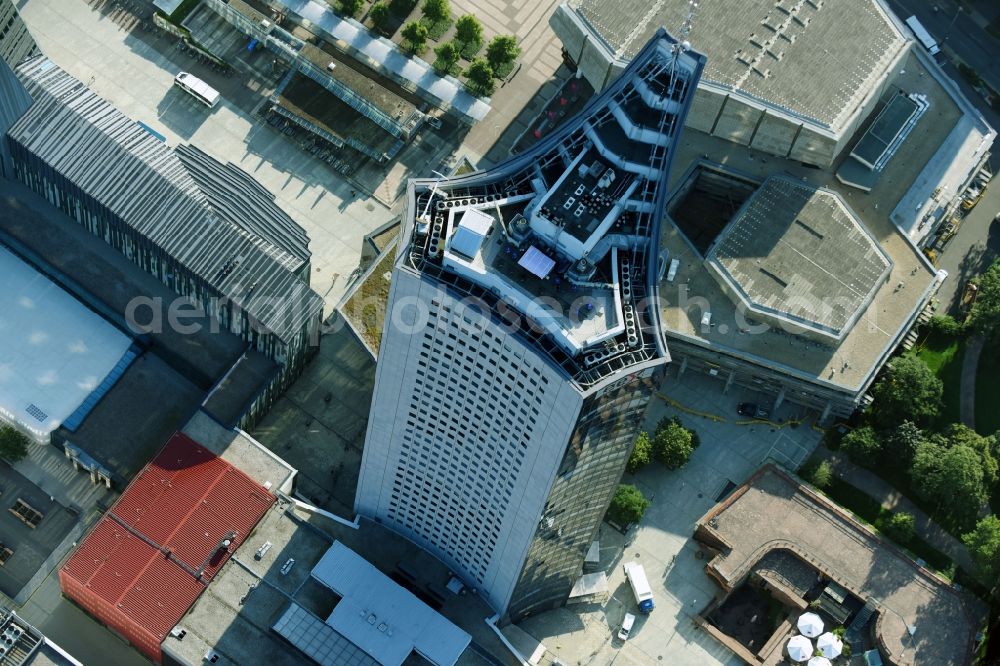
[356,32,704,620]
[0,55,324,411]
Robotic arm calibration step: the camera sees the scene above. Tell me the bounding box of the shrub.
[606,484,650,527]
[0,424,29,463]
[925,313,964,337]
[808,460,834,489]
[464,58,495,96]
[401,20,429,53]
[626,431,652,474]
[840,426,882,468]
[369,1,390,30]
[885,511,916,544]
[653,417,696,470]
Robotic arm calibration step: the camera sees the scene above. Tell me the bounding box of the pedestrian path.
[813,446,975,573]
[960,333,985,429]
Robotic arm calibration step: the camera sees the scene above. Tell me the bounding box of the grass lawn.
[342,251,394,352]
[977,348,1000,435]
[914,330,965,426]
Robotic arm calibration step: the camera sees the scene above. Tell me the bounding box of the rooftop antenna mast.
[676,0,698,52]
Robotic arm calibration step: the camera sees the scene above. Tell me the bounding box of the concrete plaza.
[516,370,823,665]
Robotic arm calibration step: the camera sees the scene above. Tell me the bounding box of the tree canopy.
[338,0,364,17]
[840,426,882,468]
[369,2,390,30]
[486,35,520,69]
[883,420,924,464]
[967,258,1000,336]
[0,424,29,463]
[606,484,650,527]
[885,511,916,545]
[964,515,1000,587]
[455,14,483,44]
[433,41,459,74]
[626,431,652,474]
[653,417,697,470]
[422,0,450,21]
[464,59,495,96]
[870,353,943,428]
[912,440,987,528]
[401,21,429,52]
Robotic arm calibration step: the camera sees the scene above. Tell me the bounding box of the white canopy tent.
[817,631,844,658]
[797,612,825,638]
[787,635,813,662]
[807,658,832,666]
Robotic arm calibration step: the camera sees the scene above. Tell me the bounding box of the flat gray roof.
[573,0,906,128]
[312,542,471,666]
[705,176,891,339]
[657,49,953,394]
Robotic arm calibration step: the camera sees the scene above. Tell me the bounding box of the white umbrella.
[816,632,843,659]
[807,658,832,666]
[787,635,813,662]
[797,612,825,638]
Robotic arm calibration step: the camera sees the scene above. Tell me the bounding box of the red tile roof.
[60,433,275,663]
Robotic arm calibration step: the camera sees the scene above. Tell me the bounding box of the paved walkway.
[813,446,975,573]
[960,333,986,428]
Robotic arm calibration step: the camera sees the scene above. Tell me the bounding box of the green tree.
[653,417,696,470]
[422,0,450,21]
[455,14,483,45]
[912,441,988,528]
[401,20,429,53]
[369,1,390,30]
[840,426,882,468]
[963,514,1000,586]
[337,0,364,18]
[433,41,460,75]
[884,511,916,544]
[464,58,495,96]
[486,34,520,69]
[870,353,943,428]
[942,424,999,487]
[967,258,1000,335]
[606,484,650,526]
[0,424,29,463]
[883,420,924,464]
[807,460,834,489]
[626,431,652,474]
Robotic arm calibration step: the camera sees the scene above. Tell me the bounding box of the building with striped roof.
[2,55,323,396]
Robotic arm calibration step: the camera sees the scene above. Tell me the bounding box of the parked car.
[737,402,769,419]
[618,612,636,640]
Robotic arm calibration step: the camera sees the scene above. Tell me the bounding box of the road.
[935,163,1000,313]
[883,0,1000,92]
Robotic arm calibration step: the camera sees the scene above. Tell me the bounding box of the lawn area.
[809,471,956,577]
[977,347,1000,435]
[914,330,965,426]
[342,250,394,353]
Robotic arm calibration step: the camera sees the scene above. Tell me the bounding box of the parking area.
[21,0,397,311]
[517,369,823,666]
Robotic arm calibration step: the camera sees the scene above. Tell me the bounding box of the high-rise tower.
[356,31,704,620]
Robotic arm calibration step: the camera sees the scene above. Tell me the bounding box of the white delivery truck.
[623,561,655,613]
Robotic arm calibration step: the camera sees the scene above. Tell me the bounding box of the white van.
[618,612,636,640]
